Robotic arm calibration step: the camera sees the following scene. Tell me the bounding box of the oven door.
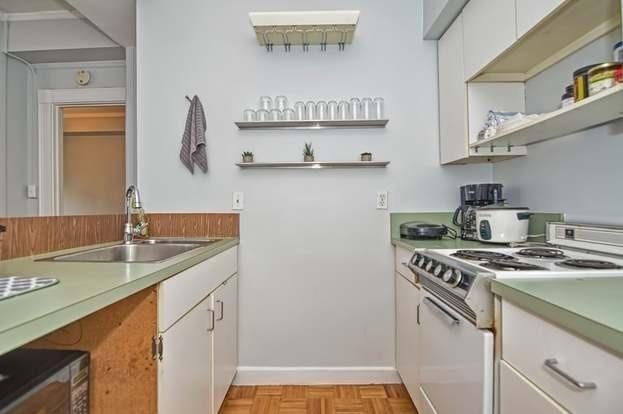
[419,289,493,414]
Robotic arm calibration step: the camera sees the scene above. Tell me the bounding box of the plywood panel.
[27,287,158,414]
[147,213,240,239]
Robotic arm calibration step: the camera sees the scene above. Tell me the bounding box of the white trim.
[38,88,126,216]
[125,47,137,186]
[2,11,82,22]
[233,366,401,385]
[32,60,126,70]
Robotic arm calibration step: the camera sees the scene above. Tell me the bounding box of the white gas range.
[406,222,623,414]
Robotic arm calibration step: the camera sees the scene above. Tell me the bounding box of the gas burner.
[451,250,517,262]
[517,248,567,259]
[556,259,622,270]
[481,259,549,271]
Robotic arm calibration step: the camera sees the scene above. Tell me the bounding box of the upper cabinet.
[515,0,565,38]
[462,0,517,81]
[423,0,469,40]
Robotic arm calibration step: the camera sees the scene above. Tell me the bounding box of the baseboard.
[234,366,401,385]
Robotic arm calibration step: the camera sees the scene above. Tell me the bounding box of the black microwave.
[0,348,89,414]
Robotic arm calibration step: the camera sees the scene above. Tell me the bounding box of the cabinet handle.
[207,309,215,332]
[416,304,420,325]
[544,358,596,390]
[423,297,459,326]
[216,300,224,321]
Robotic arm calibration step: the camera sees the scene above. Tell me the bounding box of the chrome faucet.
[124,185,148,243]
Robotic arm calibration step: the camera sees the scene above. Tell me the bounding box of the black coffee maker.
[453,184,504,240]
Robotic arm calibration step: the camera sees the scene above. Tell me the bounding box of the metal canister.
[573,64,598,101]
[588,62,623,96]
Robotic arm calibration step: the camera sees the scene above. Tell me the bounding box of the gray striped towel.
[180,95,208,173]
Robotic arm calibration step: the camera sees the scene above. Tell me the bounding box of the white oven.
[418,289,494,414]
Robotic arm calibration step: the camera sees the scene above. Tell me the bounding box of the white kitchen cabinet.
[395,272,421,408]
[462,0,517,80]
[500,361,569,414]
[395,246,415,281]
[212,275,238,414]
[515,0,565,38]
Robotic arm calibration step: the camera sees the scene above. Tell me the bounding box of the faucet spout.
[124,185,147,243]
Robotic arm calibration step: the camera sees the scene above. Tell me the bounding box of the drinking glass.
[256,109,269,121]
[350,98,361,120]
[294,101,306,121]
[338,101,350,120]
[259,96,272,111]
[373,97,385,119]
[327,101,338,121]
[316,101,328,121]
[269,109,283,121]
[243,109,256,122]
[361,98,373,120]
[275,96,288,112]
[305,101,316,120]
[283,108,296,121]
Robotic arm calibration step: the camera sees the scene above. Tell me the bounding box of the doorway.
[60,105,126,215]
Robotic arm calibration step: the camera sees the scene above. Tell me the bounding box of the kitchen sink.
[43,239,217,263]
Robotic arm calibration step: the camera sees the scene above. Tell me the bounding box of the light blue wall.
[493,31,623,225]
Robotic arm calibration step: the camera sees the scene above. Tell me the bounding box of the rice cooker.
[476,206,532,243]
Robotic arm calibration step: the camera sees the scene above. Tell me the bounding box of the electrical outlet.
[232,192,244,210]
[377,191,388,210]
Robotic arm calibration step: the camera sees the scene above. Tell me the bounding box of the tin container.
[561,84,574,108]
[573,64,598,101]
[587,62,623,96]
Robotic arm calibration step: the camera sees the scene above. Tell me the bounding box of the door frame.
[38,87,126,216]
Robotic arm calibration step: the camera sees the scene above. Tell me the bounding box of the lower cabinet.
[395,272,421,408]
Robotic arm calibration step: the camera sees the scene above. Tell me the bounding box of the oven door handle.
[423,297,460,326]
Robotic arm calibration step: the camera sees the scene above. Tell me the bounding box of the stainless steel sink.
[44,239,217,263]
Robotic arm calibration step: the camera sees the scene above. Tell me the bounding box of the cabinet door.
[500,361,569,414]
[212,274,238,413]
[158,295,213,414]
[516,0,565,38]
[395,273,421,408]
[463,0,517,80]
[438,14,469,164]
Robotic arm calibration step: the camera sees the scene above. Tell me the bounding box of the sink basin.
[44,239,217,263]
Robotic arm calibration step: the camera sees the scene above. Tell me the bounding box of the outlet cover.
[376,191,388,210]
[232,192,244,210]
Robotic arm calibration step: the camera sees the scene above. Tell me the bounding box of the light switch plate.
[232,192,244,210]
[376,191,388,210]
[27,185,38,199]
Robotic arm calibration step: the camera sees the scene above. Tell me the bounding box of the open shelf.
[472,0,621,81]
[470,84,623,149]
[236,161,390,169]
[235,119,389,130]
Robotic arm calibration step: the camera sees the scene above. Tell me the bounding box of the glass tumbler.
[275,96,288,112]
[294,101,306,120]
[327,101,338,121]
[243,109,256,122]
[283,108,296,121]
[350,98,361,120]
[373,97,385,119]
[256,109,269,121]
[269,109,283,121]
[316,101,328,121]
[338,101,350,120]
[259,96,273,111]
[305,101,316,120]
[361,98,373,120]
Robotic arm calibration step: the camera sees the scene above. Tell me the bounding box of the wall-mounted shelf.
[235,119,389,130]
[236,161,390,169]
[470,84,623,149]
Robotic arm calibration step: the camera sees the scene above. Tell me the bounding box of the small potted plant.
[361,152,373,162]
[303,142,314,162]
[242,151,254,163]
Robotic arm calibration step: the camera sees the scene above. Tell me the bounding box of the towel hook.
[185,95,193,103]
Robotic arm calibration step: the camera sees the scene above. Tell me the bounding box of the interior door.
[419,290,493,414]
[396,273,421,408]
[158,295,213,414]
[212,275,238,413]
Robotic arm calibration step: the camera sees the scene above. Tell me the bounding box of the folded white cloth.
[180,95,208,173]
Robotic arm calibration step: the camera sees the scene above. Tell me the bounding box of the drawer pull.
[544,358,596,390]
[423,297,460,326]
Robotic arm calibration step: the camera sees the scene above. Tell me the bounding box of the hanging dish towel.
[180,95,208,173]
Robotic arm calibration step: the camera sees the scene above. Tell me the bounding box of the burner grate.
[517,248,567,259]
[451,250,516,262]
[482,259,549,271]
[556,259,622,270]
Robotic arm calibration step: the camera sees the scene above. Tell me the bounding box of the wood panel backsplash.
[0,213,239,261]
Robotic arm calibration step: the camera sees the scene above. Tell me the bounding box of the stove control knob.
[417,256,427,268]
[433,263,444,277]
[442,268,454,282]
[425,260,435,272]
[411,254,420,265]
[443,269,463,287]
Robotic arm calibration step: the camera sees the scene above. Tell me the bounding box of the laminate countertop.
[391,237,491,250]
[0,238,239,355]
[491,277,623,356]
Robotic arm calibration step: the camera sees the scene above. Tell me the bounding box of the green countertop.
[492,277,623,356]
[0,238,239,355]
[392,237,490,250]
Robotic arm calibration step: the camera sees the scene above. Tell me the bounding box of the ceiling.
[0,0,72,13]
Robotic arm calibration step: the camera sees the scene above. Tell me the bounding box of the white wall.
[493,30,623,225]
[137,0,492,372]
